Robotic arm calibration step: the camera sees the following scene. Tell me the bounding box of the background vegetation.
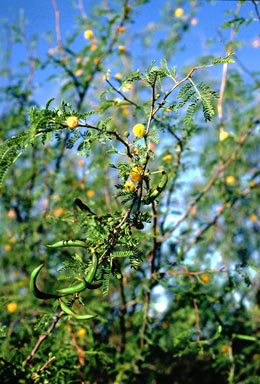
[0,0,260,383]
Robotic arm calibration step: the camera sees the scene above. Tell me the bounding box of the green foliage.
[1,1,260,383]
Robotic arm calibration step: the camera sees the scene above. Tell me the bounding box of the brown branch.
[155,268,224,278]
[105,78,139,108]
[68,322,85,368]
[78,0,87,18]
[31,356,56,380]
[51,0,66,62]
[252,0,260,23]
[183,182,258,256]
[24,311,65,365]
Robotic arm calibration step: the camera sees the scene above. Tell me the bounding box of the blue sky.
[1,0,259,107]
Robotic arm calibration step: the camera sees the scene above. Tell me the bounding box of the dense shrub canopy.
[0,1,259,383]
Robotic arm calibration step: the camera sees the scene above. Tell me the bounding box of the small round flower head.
[5,244,11,251]
[226,176,235,185]
[115,73,122,80]
[118,45,125,52]
[7,302,17,313]
[90,44,97,52]
[201,275,210,284]
[132,123,145,138]
[87,190,95,198]
[77,328,86,337]
[84,29,94,39]
[130,166,143,182]
[191,18,198,26]
[249,214,257,222]
[124,180,135,192]
[219,131,229,141]
[118,26,125,33]
[163,154,172,161]
[175,8,184,18]
[66,116,78,129]
[75,69,83,77]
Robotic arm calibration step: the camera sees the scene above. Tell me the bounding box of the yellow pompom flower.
[163,154,172,161]
[78,159,84,167]
[249,214,257,222]
[77,328,86,337]
[118,45,125,52]
[226,176,235,185]
[221,345,228,353]
[132,123,145,138]
[219,130,229,141]
[53,208,64,217]
[90,44,97,52]
[118,26,125,33]
[66,116,78,129]
[191,18,198,26]
[130,166,143,182]
[87,190,95,198]
[201,275,210,284]
[75,69,83,77]
[175,8,184,18]
[115,73,122,80]
[84,29,94,39]
[7,302,18,313]
[5,244,11,251]
[124,180,135,192]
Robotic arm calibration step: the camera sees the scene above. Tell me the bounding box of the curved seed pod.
[57,280,86,295]
[59,299,96,320]
[57,252,98,295]
[30,264,61,300]
[142,171,168,205]
[47,240,89,248]
[84,279,103,289]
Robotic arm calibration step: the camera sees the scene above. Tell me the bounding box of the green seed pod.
[142,171,168,205]
[124,131,130,137]
[116,273,122,280]
[47,240,89,248]
[57,253,98,295]
[30,264,61,300]
[59,299,96,320]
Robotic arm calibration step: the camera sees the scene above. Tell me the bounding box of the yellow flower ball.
[75,69,83,77]
[122,83,133,93]
[87,190,95,198]
[66,116,78,129]
[191,18,198,26]
[221,344,228,353]
[5,244,11,251]
[76,57,82,63]
[219,130,229,141]
[201,275,210,284]
[115,73,122,80]
[10,237,16,243]
[7,209,16,218]
[162,321,169,329]
[249,214,257,222]
[124,180,135,192]
[118,26,125,33]
[78,159,84,167]
[90,44,97,52]
[84,29,94,39]
[132,123,145,138]
[175,8,184,18]
[118,45,125,52]
[53,208,64,217]
[7,302,17,313]
[163,154,172,161]
[77,328,86,337]
[130,166,143,182]
[226,176,235,185]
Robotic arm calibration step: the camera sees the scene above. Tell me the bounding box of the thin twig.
[24,311,65,365]
[160,119,259,242]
